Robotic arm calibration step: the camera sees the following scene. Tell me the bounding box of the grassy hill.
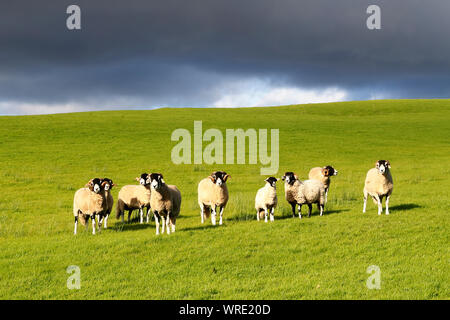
[0,99,449,299]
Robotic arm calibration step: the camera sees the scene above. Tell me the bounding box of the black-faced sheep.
[308,166,338,203]
[96,178,115,229]
[281,172,325,219]
[198,171,230,226]
[73,178,106,235]
[363,160,393,215]
[149,173,182,235]
[116,173,151,224]
[255,177,278,222]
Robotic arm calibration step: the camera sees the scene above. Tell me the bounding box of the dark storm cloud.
[0,0,449,114]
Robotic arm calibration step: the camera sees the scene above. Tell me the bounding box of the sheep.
[255,177,278,222]
[149,173,182,235]
[281,172,325,219]
[308,166,338,203]
[116,173,151,224]
[73,178,107,235]
[363,160,393,215]
[198,171,230,226]
[96,178,115,229]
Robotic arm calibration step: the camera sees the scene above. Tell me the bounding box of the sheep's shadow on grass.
[180,224,217,232]
[388,203,421,211]
[277,208,350,220]
[324,208,350,215]
[111,222,153,232]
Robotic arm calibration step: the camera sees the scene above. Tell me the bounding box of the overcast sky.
[0,0,449,114]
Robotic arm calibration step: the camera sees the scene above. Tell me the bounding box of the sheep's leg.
[74,216,78,235]
[154,211,160,235]
[319,204,324,216]
[92,214,96,235]
[307,204,312,218]
[146,207,150,223]
[85,215,90,232]
[264,208,268,223]
[200,203,205,224]
[97,215,102,231]
[270,207,275,222]
[363,190,368,213]
[219,206,224,225]
[256,209,260,221]
[104,214,108,229]
[374,195,382,215]
[298,204,302,219]
[385,195,390,215]
[166,212,171,235]
[211,206,217,225]
[171,216,176,233]
[138,207,143,224]
[128,210,132,223]
[290,202,296,218]
[161,215,166,234]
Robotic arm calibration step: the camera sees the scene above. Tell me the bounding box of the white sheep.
[363,160,393,215]
[308,166,338,203]
[73,178,106,235]
[149,173,182,235]
[255,177,278,222]
[116,173,151,224]
[282,172,325,219]
[198,171,230,226]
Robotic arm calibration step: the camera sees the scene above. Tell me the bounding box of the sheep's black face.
[375,160,391,174]
[210,171,229,186]
[324,166,338,176]
[150,173,164,190]
[265,177,278,188]
[102,178,114,191]
[281,172,297,185]
[137,173,151,186]
[89,178,102,193]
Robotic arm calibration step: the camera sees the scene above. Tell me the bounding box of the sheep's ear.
[276,178,280,181]
[135,177,140,181]
[281,176,285,181]
[294,174,298,180]
[223,174,230,182]
[208,175,215,182]
[322,168,329,176]
[375,161,379,168]
[387,161,391,168]
[85,179,94,191]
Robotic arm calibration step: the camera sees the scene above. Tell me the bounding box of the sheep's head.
[209,171,230,186]
[136,173,151,186]
[265,177,279,188]
[149,173,165,190]
[102,178,115,191]
[323,166,338,177]
[281,172,298,185]
[375,160,391,174]
[86,178,102,193]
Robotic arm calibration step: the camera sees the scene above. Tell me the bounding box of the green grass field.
[0,99,449,299]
